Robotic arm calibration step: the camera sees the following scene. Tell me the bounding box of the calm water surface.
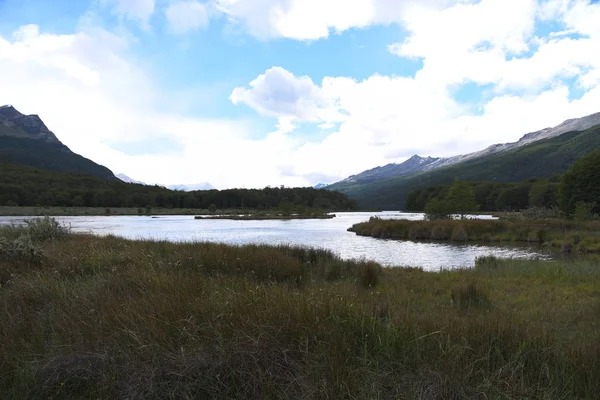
[0,212,548,271]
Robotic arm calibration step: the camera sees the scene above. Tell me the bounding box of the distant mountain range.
[116,173,215,191]
[0,105,117,180]
[328,111,600,209]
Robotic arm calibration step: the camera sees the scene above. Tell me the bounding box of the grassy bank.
[0,206,338,217]
[1,221,600,398]
[349,217,600,253]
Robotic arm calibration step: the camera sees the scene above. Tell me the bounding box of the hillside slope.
[331,124,600,210]
[329,111,600,189]
[0,105,117,180]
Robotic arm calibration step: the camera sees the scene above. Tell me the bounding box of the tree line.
[0,162,357,211]
[405,150,600,217]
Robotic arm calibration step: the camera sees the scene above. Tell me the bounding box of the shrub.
[356,261,381,288]
[424,197,453,220]
[25,216,70,242]
[573,202,596,221]
[451,282,491,311]
[521,206,563,220]
[0,235,44,262]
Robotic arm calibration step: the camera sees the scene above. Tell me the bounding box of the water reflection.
[0,212,548,271]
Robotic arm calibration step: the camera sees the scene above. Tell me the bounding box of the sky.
[0,0,599,189]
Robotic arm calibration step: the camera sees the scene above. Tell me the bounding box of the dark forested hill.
[0,161,357,210]
[0,105,117,180]
[330,123,600,210]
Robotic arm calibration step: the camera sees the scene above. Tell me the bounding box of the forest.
[0,161,357,211]
[405,178,559,212]
[406,149,600,215]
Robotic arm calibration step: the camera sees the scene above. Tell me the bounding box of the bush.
[356,261,381,288]
[424,197,453,220]
[521,206,563,220]
[451,282,491,311]
[0,235,44,262]
[573,202,596,221]
[25,216,70,242]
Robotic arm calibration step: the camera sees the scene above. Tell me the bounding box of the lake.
[0,212,548,271]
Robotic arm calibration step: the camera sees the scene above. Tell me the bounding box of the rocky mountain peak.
[0,105,62,144]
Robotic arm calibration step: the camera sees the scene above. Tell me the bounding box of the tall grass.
[349,218,600,253]
[1,220,599,398]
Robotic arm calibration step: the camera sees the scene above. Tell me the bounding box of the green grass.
[1,223,600,398]
[349,218,600,253]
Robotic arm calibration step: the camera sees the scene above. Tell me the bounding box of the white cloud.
[2,0,600,189]
[101,0,155,25]
[0,24,312,189]
[214,0,476,40]
[230,67,345,126]
[165,1,209,34]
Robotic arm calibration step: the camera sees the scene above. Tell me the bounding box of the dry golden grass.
[349,217,600,253]
[1,224,599,399]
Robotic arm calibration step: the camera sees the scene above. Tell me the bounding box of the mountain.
[338,155,440,185]
[117,173,215,192]
[116,173,145,185]
[313,183,329,189]
[168,183,215,191]
[331,111,600,188]
[0,105,117,180]
[329,118,600,210]
[420,111,600,172]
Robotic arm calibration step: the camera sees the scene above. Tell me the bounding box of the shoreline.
[195,214,336,220]
[0,206,344,217]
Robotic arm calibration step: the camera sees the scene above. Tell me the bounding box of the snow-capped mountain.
[338,155,441,184]
[421,111,600,172]
[333,111,600,185]
[168,183,215,191]
[117,174,214,191]
[116,174,145,185]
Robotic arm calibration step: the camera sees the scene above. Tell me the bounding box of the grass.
[1,220,600,398]
[349,217,600,253]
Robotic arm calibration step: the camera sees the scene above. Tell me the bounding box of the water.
[0,212,547,271]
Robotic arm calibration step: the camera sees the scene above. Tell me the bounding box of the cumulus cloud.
[0,24,309,188]
[231,0,600,180]
[165,1,209,34]
[100,0,155,25]
[214,0,475,40]
[2,0,600,189]
[230,67,344,125]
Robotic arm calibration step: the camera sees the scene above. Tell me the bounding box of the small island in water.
[195,212,336,220]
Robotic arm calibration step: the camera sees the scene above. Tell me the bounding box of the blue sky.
[0,0,599,188]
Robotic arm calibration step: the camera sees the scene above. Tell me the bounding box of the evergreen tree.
[559,150,600,215]
[446,180,479,219]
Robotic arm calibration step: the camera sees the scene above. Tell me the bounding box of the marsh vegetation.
[1,218,599,398]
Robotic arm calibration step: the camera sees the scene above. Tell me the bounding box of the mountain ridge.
[0,105,117,180]
[116,173,215,191]
[329,111,600,188]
